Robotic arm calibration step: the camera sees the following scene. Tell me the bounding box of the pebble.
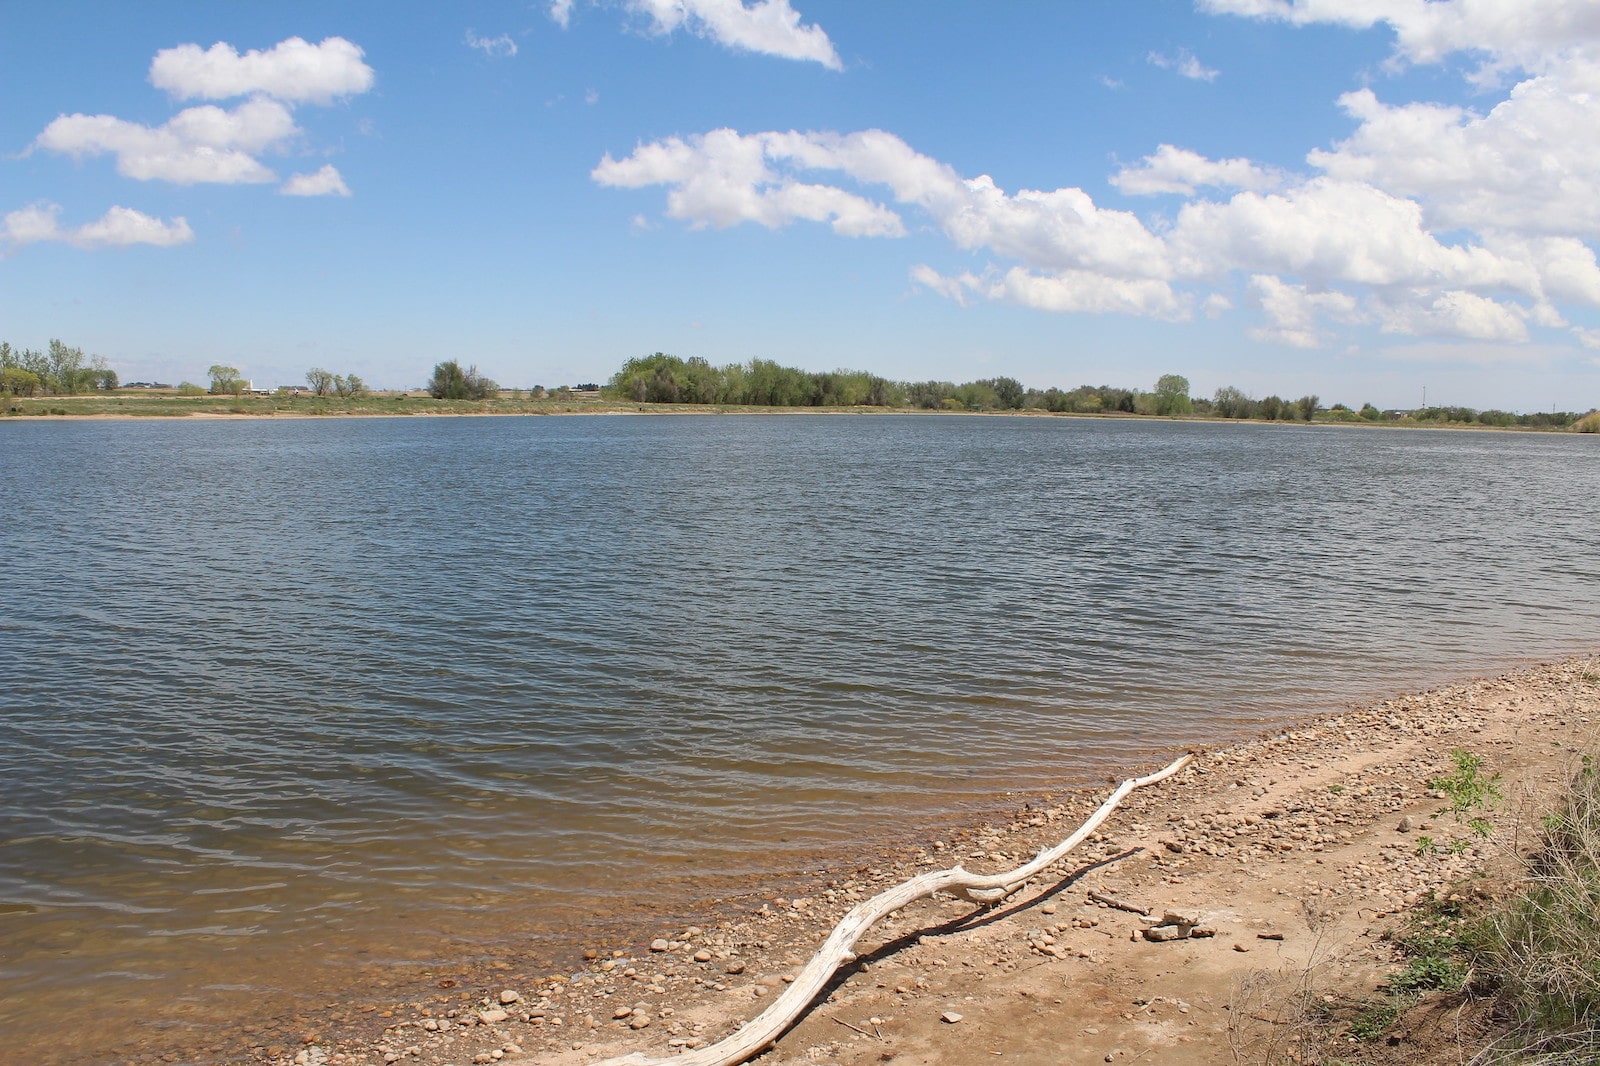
[650,938,670,952]
[940,1011,963,1024]
[499,989,520,1005]
[477,1008,509,1025]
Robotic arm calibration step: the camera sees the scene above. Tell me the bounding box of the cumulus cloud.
[34,97,295,184]
[597,128,1170,277]
[279,164,351,197]
[1247,274,1361,347]
[30,35,370,221]
[1198,0,1600,75]
[466,30,518,58]
[1112,144,1285,196]
[597,124,1600,336]
[1147,48,1219,81]
[2,202,193,250]
[594,129,903,236]
[627,0,842,69]
[149,36,374,105]
[1309,58,1600,238]
[916,266,1191,319]
[595,0,1600,353]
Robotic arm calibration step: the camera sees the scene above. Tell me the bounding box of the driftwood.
[1087,889,1151,916]
[597,753,1195,1066]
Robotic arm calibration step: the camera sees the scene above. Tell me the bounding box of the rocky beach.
[214,655,1600,1066]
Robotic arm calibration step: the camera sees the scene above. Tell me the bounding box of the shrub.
[1576,411,1600,433]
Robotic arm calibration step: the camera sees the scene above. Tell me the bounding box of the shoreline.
[47,653,1593,1066]
[2,398,1591,434]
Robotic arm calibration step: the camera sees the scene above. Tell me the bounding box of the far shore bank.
[3,393,1594,434]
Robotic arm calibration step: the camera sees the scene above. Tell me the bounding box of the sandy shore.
[205,654,1598,1066]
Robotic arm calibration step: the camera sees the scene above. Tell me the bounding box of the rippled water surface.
[2,414,1597,1061]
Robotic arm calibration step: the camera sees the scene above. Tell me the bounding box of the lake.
[1,413,1596,1063]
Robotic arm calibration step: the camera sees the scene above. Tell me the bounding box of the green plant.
[1430,749,1502,823]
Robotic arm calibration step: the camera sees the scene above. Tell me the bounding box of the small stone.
[725,961,746,975]
[694,950,712,963]
[630,1015,652,1030]
[422,1019,439,1032]
[477,1009,509,1025]
[614,1006,634,1020]
[1040,903,1058,915]
[1398,816,1414,833]
[1143,925,1188,942]
[650,939,670,952]
[499,989,521,1005]
[940,1011,963,1024]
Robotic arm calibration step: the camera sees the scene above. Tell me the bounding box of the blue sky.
[4,1,1600,411]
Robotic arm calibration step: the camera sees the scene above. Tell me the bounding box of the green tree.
[334,373,365,399]
[1153,374,1194,416]
[2,367,42,396]
[208,364,244,396]
[1359,402,1382,421]
[1294,394,1320,422]
[87,356,118,390]
[1212,386,1253,418]
[48,339,87,394]
[307,368,336,396]
[429,360,496,400]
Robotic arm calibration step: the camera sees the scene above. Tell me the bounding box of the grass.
[1474,754,1600,1058]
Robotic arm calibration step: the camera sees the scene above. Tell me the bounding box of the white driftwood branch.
[596,752,1194,1066]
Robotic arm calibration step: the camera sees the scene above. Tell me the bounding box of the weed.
[1431,749,1502,824]
[1348,993,1412,1041]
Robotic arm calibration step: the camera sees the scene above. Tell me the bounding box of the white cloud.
[1112,144,1285,196]
[1372,288,1531,341]
[627,0,842,69]
[466,30,518,58]
[279,164,351,197]
[593,129,904,236]
[1247,274,1362,348]
[34,97,295,185]
[1170,178,1538,294]
[549,0,575,28]
[1309,57,1600,238]
[149,37,374,105]
[1573,327,1600,350]
[1198,0,1600,75]
[1147,48,1219,81]
[2,202,193,250]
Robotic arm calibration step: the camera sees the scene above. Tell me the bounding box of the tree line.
[603,352,1594,428]
[1,340,117,396]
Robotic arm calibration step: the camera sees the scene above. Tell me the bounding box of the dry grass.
[1471,753,1600,1062]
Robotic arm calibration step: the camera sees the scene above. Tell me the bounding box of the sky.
[4,0,1600,412]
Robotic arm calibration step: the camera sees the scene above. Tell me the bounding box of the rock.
[725,961,746,975]
[1398,816,1414,833]
[422,1018,439,1032]
[477,1009,509,1025]
[630,1015,652,1030]
[499,989,521,1005]
[650,939,670,952]
[694,950,712,963]
[941,1011,964,1024]
[613,1006,634,1020]
[1143,925,1188,942]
